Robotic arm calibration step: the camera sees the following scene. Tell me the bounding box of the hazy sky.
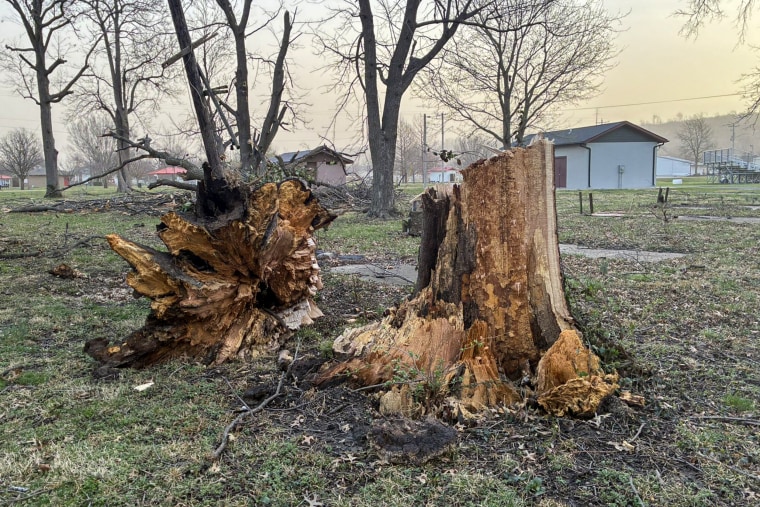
[1,0,759,156]
[563,0,760,127]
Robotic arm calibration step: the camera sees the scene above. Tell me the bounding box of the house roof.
[428,166,459,173]
[149,166,186,175]
[657,155,692,163]
[0,174,11,179]
[524,121,668,146]
[271,145,354,166]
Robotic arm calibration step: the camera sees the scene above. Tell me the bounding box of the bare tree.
[420,0,619,148]
[0,128,44,190]
[453,132,494,167]
[208,0,295,176]
[317,0,492,216]
[2,0,97,197]
[67,114,119,186]
[112,1,296,182]
[395,119,420,183]
[678,115,714,174]
[72,0,177,192]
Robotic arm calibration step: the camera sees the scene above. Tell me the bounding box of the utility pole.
[422,114,428,184]
[441,112,445,154]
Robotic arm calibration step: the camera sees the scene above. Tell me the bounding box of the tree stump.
[320,140,617,417]
[85,178,335,368]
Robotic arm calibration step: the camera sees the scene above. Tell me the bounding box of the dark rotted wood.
[414,188,450,295]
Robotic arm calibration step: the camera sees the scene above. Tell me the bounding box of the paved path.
[328,244,686,286]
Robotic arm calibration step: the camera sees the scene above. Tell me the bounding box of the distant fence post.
[589,193,594,215]
[579,191,583,215]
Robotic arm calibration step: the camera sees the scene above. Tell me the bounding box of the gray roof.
[270,145,353,165]
[524,121,668,146]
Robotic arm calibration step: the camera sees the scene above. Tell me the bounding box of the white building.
[427,166,462,183]
[524,121,669,189]
[656,155,692,177]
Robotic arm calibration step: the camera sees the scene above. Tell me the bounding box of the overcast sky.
[1,0,759,157]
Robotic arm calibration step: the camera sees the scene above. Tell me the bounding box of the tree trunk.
[37,68,61,198]
[115,110,132,193]
[85,178,335,368]
[368,130,397,217]
[320,140,618,417]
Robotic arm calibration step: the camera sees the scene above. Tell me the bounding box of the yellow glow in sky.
[2,0,760,152]
[562,0,760,127]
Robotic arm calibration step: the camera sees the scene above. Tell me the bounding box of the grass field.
[1,184,759,506]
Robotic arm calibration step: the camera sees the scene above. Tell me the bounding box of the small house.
[149,166,186,182]
[0,174,10,188]
[524,121,668,189]
[427,166,461,183]
[26,166,69,189]
[271,145,353,185]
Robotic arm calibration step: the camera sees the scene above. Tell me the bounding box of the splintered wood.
[85,179,334,368]
[319,140,618,416]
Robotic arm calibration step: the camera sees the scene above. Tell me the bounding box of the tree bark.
[37,60,61,198]
[86,178,335,368]
[320,140,617,417]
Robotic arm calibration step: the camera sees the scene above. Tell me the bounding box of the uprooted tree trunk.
[85,178,334,367]
[84,3,336,368]
[319,140,617,417]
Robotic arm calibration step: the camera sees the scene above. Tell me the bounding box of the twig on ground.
[629,422,646,443]
[628,476,646,506]
[689,415,760,427]
[366,263,416,285]
[210,339,302,461]
[223,377,250,411]
[697,452,760,482]
[2,487,48,504]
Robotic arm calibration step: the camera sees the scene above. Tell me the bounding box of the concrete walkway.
[327,244,686,286]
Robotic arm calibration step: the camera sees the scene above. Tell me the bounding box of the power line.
[569,93,742,111]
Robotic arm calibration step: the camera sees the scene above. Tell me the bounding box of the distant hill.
[641,114,760,159]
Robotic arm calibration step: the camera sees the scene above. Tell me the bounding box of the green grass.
[722,394,755,412]
[1,186,759,506]
[0,185,120,200]
[317,211,420,259]
[656,175,709,185]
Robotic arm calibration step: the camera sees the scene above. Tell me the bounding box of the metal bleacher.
[703,148,760,184]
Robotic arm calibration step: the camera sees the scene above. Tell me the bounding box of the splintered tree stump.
[85,178,335,368]
[320,140,617,417]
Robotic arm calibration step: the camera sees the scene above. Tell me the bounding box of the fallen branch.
[102,131,203,179]
[61,154,153,191]
[148,179,198,191]
[8,204,63,213]
[0,236,101,260]
[0,250,42,260]
[210,340,301,461]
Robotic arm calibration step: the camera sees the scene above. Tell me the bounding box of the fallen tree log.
[318,140,617,417]
[85,178,335,368]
